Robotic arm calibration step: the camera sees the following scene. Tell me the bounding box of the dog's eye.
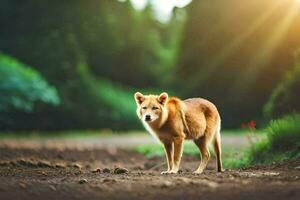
[142,107,147,110]
[152,107,159,110]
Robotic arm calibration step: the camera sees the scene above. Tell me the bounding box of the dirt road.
[0,135,299,200]
[0,133,250,149]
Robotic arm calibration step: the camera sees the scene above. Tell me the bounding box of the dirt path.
[0,136,299,200]
[0,133,250,149]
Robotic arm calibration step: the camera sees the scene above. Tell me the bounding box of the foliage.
[0,0,185,130]
[251,114,300,162]
[0,53,60,112]
[74,60,139,129]
[0,0,300,130]
[227,114,300,168]
[176,0,300,127]
[264,61,300,118]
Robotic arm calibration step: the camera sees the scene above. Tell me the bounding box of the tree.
[0,0,186,130]
[0,53,60,112]
[175,0,300,127]
[264,54,300,118]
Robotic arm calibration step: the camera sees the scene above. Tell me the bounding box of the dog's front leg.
[170,137,184,174]
[161,141,173,174]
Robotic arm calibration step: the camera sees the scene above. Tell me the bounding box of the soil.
[0,139,299,200]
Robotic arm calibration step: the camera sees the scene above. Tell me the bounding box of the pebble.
[114,167,129,174]
[78,179,88,184]
[73,163,82,169]
[92,168,101,173]
[102,168,111,173]
[55,163,66,168]
[37,160,52,168]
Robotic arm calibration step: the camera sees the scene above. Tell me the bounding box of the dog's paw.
[168,169,179,174]
[192,169,203,174]
[161,170,170,175]
[218,168,225,173]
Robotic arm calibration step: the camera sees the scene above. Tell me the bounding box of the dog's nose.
[145,115,151,121]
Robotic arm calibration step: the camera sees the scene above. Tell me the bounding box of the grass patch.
[136,141,246,169]
[135,129,250,158]
[136,142,245,157]
[135,129,249,170]
[226,114,300,168]
[136,141,200,158]
[250,114,300,163]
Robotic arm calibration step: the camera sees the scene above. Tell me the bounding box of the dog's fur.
[134,92,223,174]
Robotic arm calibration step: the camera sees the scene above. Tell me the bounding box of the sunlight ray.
[231,2,299,93]
[188,0,282,89]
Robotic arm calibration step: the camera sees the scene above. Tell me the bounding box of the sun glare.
[130,0,192,22]
[295,0,300,6]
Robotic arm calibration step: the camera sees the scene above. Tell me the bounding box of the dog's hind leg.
[193,136,210,174]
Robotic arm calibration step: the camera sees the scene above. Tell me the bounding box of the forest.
[1,1,300,200]
[1,0,300,130]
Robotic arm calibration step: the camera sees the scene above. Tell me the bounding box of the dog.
[134,92,223,174]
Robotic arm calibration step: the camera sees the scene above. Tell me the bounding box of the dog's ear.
[158,92,168,105]
[134,92,145,105]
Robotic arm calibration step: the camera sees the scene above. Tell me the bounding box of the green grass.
[136,141,200,158]
[135,129,250,169]
[135,122,299,170]
[250,114,300,163]
[226,114,300,168]
[135,129,249,158]
[136,142,244,168]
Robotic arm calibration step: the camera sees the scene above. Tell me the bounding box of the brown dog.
[134,92,223,174]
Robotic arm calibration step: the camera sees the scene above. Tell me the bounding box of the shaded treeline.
[0,0,184,130]
[0,0,300,130]
[177,0,300,126]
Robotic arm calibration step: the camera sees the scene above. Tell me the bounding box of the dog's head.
[134,92,168,123]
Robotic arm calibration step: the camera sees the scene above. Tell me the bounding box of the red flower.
[248,120,256,129]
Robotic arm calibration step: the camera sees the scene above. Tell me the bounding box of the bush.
[0,53,60,112]
[228,114,300,168]
[264,62,300,118]
[252,114,300,163]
